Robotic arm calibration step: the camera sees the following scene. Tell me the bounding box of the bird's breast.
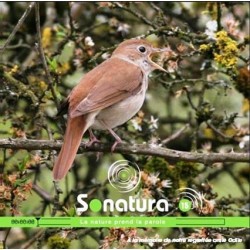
[91,77,148,130]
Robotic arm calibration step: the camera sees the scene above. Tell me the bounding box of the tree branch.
[35,3,59,108]
[2,71,39,104]
[0,139,248,164]
[0,2,35,52]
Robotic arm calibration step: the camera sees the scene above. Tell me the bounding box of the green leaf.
[14,178,28,187]
[17,155,30,171]
[46,57,58,72]
[63,206,77,217]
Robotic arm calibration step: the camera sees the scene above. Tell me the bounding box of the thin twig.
[51,181,63,216]
[82,21,109,34]
[160,116,191,124]
[113,2,156,28]
[32,183,53,203]
[226,167,248,196]
[210,227,250,237]
[4,229,11,249]
[149,2,168,26]
[0,2,35,52]
[184,87,197,111]
[162,124,190,145]
[20,229,44,249]
[143,25,207,44]
[67,2,75,36]
[0,138,249,164]
[217,2,222,31]
[206,122,232,140]
[2,40,31,50]
[149,2,162,13]
[35,3,59,108]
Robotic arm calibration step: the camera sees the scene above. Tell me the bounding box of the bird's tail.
[53,116,87,180]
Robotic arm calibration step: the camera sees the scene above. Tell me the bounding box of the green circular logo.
[89,199,102,212]
[179,198,192,212]
[118,170,129,181]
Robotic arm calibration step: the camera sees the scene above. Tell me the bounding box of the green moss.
[47,235,70,249]
[144,157,169,179]
[143,157,200,190]
[166,161,200,189]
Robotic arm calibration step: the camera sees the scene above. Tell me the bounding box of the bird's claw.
[85,137,101,147]
[111,139,123,152]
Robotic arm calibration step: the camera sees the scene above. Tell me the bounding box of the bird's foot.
[111,138,123,152]
[85,137,101,147]
[85,129,101,147]
[98,120,124,152]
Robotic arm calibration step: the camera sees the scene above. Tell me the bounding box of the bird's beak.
[149,47,171,73]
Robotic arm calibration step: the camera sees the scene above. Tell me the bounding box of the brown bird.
[53,38,167,180]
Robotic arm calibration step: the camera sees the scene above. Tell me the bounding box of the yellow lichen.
[200,30,239,72]
[9,65,19,74]
[42,27,52,49]
[56,62,71,75]
[223,127,237,137]
[242,98,250,114]
[39,81,47,91]
[199,44,211,52]
[203,128,215,139]
[213,30,239,70]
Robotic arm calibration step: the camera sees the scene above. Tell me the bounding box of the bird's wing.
[69,57,143,118]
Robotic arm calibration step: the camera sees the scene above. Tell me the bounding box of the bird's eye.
[138,46,146,53]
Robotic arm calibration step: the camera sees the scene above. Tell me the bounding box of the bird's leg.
[107,128,123,152]
[85,129,100,147]
[99,120,123,152]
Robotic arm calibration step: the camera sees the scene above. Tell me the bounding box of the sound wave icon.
[178,188,203,211]
[108,160,141,193]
